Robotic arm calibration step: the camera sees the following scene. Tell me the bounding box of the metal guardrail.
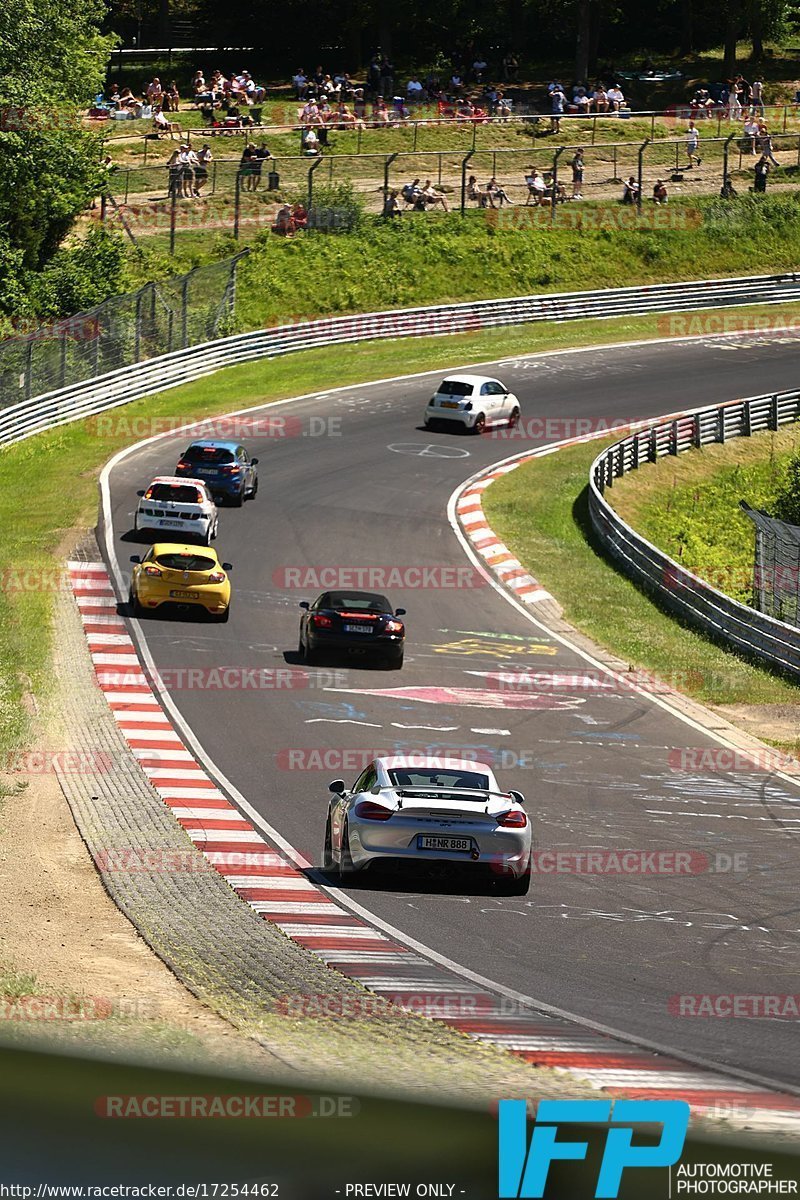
[2,271,800,448]
[588,390,800,680]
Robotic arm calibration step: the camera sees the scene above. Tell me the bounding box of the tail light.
[463,401,473,411]
[354,800,392,821]
[176,461,189,470]
[312,613,333,628]
[222,464,241,474]
[499,809,527,828]
[207,571,226,583]
[385,619,404,633]
[143,565,162,578]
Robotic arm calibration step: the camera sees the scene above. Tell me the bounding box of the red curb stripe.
[176,817,252,831]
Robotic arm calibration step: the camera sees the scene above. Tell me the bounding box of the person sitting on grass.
[273,204,296,235]
[401,177,423,207]
[382,189,402,217]
[621,175,639,204]
[163,81,180,111]
[291,202,308,229]
[653,179,668,204]
[421,179,449,211]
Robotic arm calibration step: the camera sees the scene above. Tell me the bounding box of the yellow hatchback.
[130,543,232,622]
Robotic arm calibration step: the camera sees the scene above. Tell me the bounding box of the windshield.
[154,553,217,572]
[320,593,391,613]
[183,445,235,465]
[436,380,473,397]
[388,768,491,792]
[146,484,204,504]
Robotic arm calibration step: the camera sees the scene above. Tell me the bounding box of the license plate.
[440,400,460,409]
[344,624,373,634]
[196,467,216,475]
[159,519,182,526]
[169,589,200,599]
[417,835,472,853]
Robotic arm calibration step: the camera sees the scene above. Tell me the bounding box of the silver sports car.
[323,755,531,894]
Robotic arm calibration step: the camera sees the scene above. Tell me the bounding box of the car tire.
[203,525,213,546]
[508,406,520,428]
[338,820,356,882]
[389,650,404,670]
[232,489,244,508]
[323,813,334,871]
[497,856,531,896]
[473,413,486,434]
[215,605,230,623]
[250,475,259,498]
[129,586,144,619]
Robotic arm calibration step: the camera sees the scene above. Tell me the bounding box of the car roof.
[437,374,500,387]
[185,439,241,451]
[148,475,210,488]
[317,590,392,608]
[150,543,221,558]
[377,755,495,775]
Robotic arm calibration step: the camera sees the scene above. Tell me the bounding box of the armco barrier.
[1,271,800,447]
[588,390,800,680]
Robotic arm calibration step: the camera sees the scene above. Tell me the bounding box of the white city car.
[424,374,521,433]
[324,755,532,894]
[134,476,219,545]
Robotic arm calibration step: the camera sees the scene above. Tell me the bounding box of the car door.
[333,762,374,846]
[479,380,503,423]
[236,446,251,489]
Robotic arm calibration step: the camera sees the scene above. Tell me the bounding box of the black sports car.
[298,591,406,668]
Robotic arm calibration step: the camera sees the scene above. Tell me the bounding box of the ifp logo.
[498,1099,689,1198]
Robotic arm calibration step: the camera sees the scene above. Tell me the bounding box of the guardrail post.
[693,414,702,448]
[669,419,678,455]
[718,408,726,443]
[649,425,658,462]
[550,145,565,224]
[744,398,752,436]
[770,393,779,430]
[460,149,475,215]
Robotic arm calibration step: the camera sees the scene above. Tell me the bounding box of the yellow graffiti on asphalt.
[433,636,558,658]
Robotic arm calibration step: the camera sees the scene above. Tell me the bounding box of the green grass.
[483,440,800,709]
[610,425,800,605]
[5,297,800,761]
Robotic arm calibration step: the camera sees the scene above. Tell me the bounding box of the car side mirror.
[509,789,525,805]
[395,608,406,616]
[130,555,141,564]
[251,457,259,465]
[370,783,382,795]
[299,601,310,610]
[222,562,233,571]
[328,779,346,794]
[136,489,145,497]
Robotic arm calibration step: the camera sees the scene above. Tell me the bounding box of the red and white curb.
[69,559,800,1129]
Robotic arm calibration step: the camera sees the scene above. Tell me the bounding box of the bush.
[771,453,800,527]
[306,181,365,234]
[30,228,130,320]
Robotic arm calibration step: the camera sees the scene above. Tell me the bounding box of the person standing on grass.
[571,148,584,198]
[754,154,770,193]
[751,77,765,118]
[757,123,780,167]
[743,112,760,154]
[685,120,701,167]
[195,143,212,194]
[550,83,566,133]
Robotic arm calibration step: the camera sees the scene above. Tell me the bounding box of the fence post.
[143,137,148,167]
[383,152,398,201]
[472,120,477,151]
[460,149,475,215]
[100,192,107,223]
[591,115,597,145]
[170,184,177,254]
[413,122,418,152]
[612,143,618,181]
[550,145,565,224]
[307,156,322,208]
[233,169,241,240]
[124,169,130,205]
[650,111,655,140]
[23,339,33,401]
[722,131,737,195]
[134,288,143,363]
[181,272,190,349]
[637,139,649,211]
[59,331,68,388]
[784,104,788,134]
[211,159,218,196]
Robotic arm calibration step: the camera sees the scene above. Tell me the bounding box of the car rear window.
[183,445,235,465]
[388,769,490,792]
[320,593,391,613]
[437,380,473,397]
[146,484,204,504]
[154,553,217,572]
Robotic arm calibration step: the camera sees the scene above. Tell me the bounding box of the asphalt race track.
[103,331,800,1090]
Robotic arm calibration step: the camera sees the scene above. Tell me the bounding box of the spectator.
[178,144,198,197]
[108,82,121,108]
[380,56,395,97]
[372,97,390,125]
[292,68,307,98]
[550,83,566,132]
[301,125,320,154]
[571,148,584,199]
[421,178,449,211]
[573,87,590,114]
[496,91,512,119]
[472,55,488,83]
[486,175,512,206]
[153,107,180,139]
[607,83,625,111]
[382,189,402,217]
[401,177,423,207]
[451,72,464,96]
[273,204,295,235]
[743,113,760,155]
[754,154,769,192]
[195,143,212,193]
[163,81,180,111]
[146,78,163,106]
[653,179,668,204]
[621,175,639,204]
[591,84,609,112]
[685,120,701,167]
[524,167,546,205]
[757,123,780,167]
[166,147,182,197]
[291,202,308,229]
[502,52,519,82]
[751,77,765,118]
[407,76,425,102]
[728,77,743,118]
[466,174,490,207]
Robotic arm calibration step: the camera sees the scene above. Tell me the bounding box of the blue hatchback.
[174,440,259,506]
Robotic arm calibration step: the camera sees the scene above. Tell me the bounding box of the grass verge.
[5,299,800,759]
[482,437,800,717]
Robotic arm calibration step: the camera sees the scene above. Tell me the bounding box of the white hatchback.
[134,476,219,545]
[424,374,520,433]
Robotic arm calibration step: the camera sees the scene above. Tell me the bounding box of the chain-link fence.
[0,253,247,411]
[741,502,800,627]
